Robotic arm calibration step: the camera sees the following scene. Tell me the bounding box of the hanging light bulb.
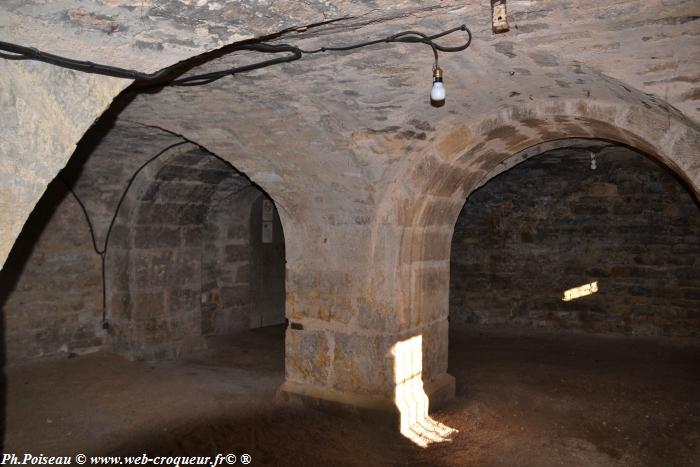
[431,66,445,107]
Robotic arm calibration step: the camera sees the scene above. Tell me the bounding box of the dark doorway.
[249,195,286,328]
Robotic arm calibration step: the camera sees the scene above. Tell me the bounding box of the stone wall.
[450,145,700,338]
[1,121,271,364]
[201,186,257,336]
[3,0,700,411]
[109,145,257,360]
[0,181,104,365]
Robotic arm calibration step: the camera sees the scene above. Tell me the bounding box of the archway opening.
[441,139,700,465]
[106,139,287,361]
[0,121,288,454]
[450,140,700,336]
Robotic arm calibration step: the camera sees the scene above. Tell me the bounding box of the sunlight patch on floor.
[392,335,457,448]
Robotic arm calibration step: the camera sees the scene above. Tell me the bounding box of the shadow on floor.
[4,322,699,466]
[109,407,437,467]
[0,181,72,451]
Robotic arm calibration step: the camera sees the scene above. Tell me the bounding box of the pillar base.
[277,372,456,423]
[424,372,457,410]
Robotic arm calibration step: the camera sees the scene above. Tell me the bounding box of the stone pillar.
[278,220,455,418]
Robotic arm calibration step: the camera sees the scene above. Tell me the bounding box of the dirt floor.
[3,325,699,466]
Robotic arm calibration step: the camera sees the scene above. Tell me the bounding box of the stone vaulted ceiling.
[1,0,700,268]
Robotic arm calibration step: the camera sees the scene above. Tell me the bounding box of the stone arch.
[0,178,104,365]
[373,90,700,399]
[385,100,699,231]
[106,141,254,359]
[0,110,291,361]
[449,140,700,335]
[92,132,288,360]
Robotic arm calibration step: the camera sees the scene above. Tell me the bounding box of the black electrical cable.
[16,22,472,327]
[299,25,471,63]
[0,24,471,88]
[60,140,188,328]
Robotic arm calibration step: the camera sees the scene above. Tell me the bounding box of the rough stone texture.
[0,0,419,272]
[0,0,405,72]
[1,1,700,410]
[113,38,700,405]
[108,142,258,359]
[1,120,274,363]
[3,0,700,270]
[201,186,259,336]
[0,60,126,273]
[450,145,700,338]
[0,182,103,365]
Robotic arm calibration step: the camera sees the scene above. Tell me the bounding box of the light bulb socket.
[431,66,445,107]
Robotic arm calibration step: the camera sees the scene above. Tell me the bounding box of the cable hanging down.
[0,24,471,103]
[60,141,260,330]
[60,141,188,329]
